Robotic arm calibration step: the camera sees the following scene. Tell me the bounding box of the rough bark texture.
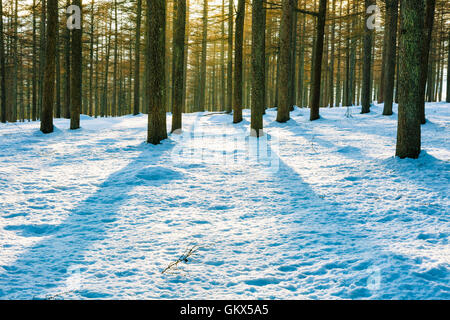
[171,0,186,133]
[382,0,399,116]
[0,0,6,123]
[361,0,374,114]
[133,0,142,116]
[226,0,233,113]
[418,0,436,124]
[70,0,82,130]
[276,0,294,123]
[396,0,424,159]
[233,0,245,123]
[251,0,265,136]
[146,0,167,144]
[198,0,208,112]
[40,0,58,133]
[447,32,450,103]
[309,0,327,121]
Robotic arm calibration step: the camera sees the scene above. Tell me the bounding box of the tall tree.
[233,0,245,123]
[171,0,186,133]
[309,0,327,121]
[40,0,58,133]
[198,0,208,112]
[418,0,436,124]
[226,0,233,113]
[134,0,143,115]
[0,0,6,123]
[146,0,167,144]
[396,0,424,159]
[70,0,83,130]
[446,31,450,103]
[361,0,375,114]
[64,0,71,119]
[251,0,265,137]
[276,0,294,123]
[382,0,399,116]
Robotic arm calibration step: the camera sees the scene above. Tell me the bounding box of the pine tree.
[146,0,167,144]
[40,0,58,133]
[361,0,375,114]
[309,0,327,121]
[70,0,83,130]
[251,0,265,137]
[233,0,245,123]
[382,0,399,116]
[171,0,187,133]
[276,0,294,123]
[0,0,6,123]
[396,0,424,159]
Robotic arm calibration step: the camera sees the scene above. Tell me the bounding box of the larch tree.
[309,0,327,121]
[361,0,375,114]
[134,0,143,116]
[418,0,436,124]
[226,0,233,114]
[382,0,399,116]
[171,0,187,133]
[70,0,83,130]
[276,0,295,123]
[40,0,58,133]
[396,0,425,159]
[146,0,168,145]
[251,0,265,137]
[0,0,5,123]
[233,0,245,123]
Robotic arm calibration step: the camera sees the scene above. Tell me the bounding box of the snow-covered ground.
[0,102,448,300]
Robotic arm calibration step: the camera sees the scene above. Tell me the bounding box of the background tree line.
[0,0,448,158]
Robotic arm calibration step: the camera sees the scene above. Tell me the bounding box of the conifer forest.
[0,0,448,301]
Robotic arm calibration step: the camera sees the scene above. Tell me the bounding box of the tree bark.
[233,0,245,123]
[134,0,142,115]
[40,0,58,133]
[396,0,424,159]
[276,0,294,123]
[146,0,167,144]
[309,0,327,121]
[361,0,374,114]
[382,0,399,116]
[418,0,436,124]
[171,0,186,133]
[70,0,82,130]
[0,0,6,123]
[251,0,265,137]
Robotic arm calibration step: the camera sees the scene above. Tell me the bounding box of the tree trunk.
[309,0,327,121]
[382,0,399,116]
[146,0,167,144]
[198,0,208,112]
[396,0,424,159]
[171,0,186,133]
[226,0,233,114]
[418,0,436,124]
[0,0,6,123]
[447,31,450,103]
[233,0,245,123]
[251,0,265,137]
[40,0,58,133]
[276,0,294,123]
[134,0,142,115]
[361,0,374,114]
[70,0,82,130]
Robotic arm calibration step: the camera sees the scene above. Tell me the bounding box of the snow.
[0,102,448,300]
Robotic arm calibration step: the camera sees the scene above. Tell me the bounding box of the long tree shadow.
[243,125,449,299]
[0,140,177,299]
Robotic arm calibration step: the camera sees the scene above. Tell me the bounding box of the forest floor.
[0,102,448,299]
